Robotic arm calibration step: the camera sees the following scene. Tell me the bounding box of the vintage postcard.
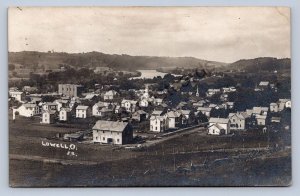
[8,7,291,187]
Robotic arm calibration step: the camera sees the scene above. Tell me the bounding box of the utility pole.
[173,147,176,172]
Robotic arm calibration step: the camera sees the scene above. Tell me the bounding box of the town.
[9,67,291,142]
[8,55,292,186]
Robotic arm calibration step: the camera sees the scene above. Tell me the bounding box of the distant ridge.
[227,57,291,72]
[8,51,227,71]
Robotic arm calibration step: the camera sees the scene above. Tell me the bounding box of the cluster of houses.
[9,78,291,145]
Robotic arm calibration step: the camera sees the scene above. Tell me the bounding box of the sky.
[8,7,290,63]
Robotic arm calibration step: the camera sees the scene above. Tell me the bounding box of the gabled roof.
[239,112,250,119]
[92,120,128,132]
[209,104,217,108]
[152,110,164,116]
[259,81,270,86]
[10,91,24,95]
[85,94,98,99]
[253,107,269,114]
[60,107,72,112]
[256,115,267,120]
[279,98,291,103]
[197,107,212,112]
[150,115,165,121]
[180,110,191,115]
[166,111,181,118]
[209,117,229,124]
[76,105,89,110]
[271,117,281,121]
[99,107,113,112]
[155,98,163,102]
[45,102,57,106]
[104,90,118,96]
[22,103,37,108]
[94,101,106,108]
[121,99,135,104]
[134,110,147,115]
[160,103,168,108]
[228,112,248,120]
[208,123,225,130]
[270,103,278,106]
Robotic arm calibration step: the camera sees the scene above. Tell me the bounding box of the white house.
[228,112,249,130]
[248,107,269,116]
[256,115,267,126]
[42,102,58,112]
[59,108,73,121]
[9,91,25,102]
[92,102,106,116]
[270,103,279,112]
[121,99,137,113]
[139,99,149,108]
[76,105,90,118]
[206,89,221,97]
[41,110,57,124]
[165,111,182,129]
[208,118,230,135]
[258,81,270,90]
[150,116,167,132]
[103,90,118,100]
[13,103,40,118]
[92,120,133,145]
[278,99,291,111]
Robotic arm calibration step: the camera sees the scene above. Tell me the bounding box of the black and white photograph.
[8,6,291,187]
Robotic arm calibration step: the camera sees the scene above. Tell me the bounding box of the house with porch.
[208,118,230,135]
[150,116,167,132]
[13,103,40,118]
[228,112,249,130]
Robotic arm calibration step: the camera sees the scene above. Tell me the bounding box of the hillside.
[226,57,291,72]
[8,51,226,71]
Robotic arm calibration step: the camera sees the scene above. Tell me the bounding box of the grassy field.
[9,115,291,187]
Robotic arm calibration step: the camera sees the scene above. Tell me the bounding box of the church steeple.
[142,84,149,99]
[196,85,199,97]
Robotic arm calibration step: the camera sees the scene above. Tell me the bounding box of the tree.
[196,112,208,123]
[210,108,228,118]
